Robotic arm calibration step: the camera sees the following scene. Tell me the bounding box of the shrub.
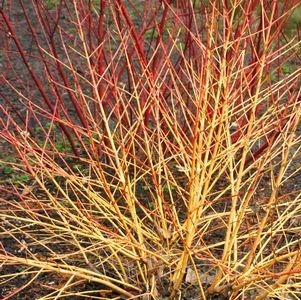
[0,0,300,299]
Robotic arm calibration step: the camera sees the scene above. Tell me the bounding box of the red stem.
[0,9,79,156]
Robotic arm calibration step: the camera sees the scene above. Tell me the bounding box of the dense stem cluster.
[0,0,300,299]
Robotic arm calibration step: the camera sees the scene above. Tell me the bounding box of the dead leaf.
[185,267,198,285]
[200,273,215,285]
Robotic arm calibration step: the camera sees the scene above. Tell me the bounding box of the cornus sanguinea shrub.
[0,0,300,299]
